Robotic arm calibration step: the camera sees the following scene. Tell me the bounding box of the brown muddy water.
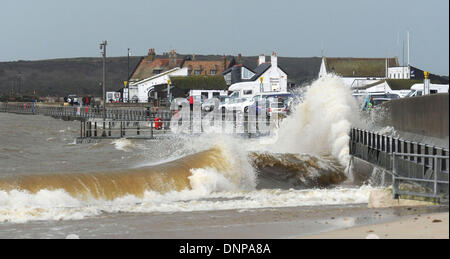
[0,113,444,238]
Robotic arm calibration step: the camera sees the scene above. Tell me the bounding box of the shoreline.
[1,203,447,238]
[298,212,449,239]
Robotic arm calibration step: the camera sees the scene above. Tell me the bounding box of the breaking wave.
[0,75,374,223]
[270,74,359,168]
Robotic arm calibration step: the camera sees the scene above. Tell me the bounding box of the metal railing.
[0,102,173,121]
[392,152,449,200]
[350,128,449,201]
[78,116,277,140]
[80,120,172,139]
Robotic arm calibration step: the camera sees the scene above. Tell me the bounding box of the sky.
[1,0,449,75]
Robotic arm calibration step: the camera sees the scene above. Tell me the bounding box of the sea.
[0,75,392,238]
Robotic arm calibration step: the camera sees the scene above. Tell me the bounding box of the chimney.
[223,55,227,70]
[168,49,177,68]
[237,53,242,64]
[192,54,196,61]
[258,54,265,66]
[147,48,155,61]
[271,51,277,68]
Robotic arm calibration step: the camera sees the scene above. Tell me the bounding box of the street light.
[99,40,107,136]
[127,48,131,103]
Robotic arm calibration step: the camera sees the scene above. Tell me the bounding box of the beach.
[300,212,449,239]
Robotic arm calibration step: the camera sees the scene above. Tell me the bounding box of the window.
[229,91,239,99]
[194,70,201,75]
[243,90,253,95]
[241,68,255,79]
[210,70,217,75]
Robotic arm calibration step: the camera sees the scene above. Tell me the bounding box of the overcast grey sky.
[1,0,448,75]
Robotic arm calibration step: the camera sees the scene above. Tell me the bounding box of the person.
[189,95,194,111]
[367,96,373,111]
[67,97,71,105]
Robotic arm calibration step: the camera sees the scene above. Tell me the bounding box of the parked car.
[219,97,250,113]
[202,96,229,112]
[67,94,79,105]
[265,98,289,117]
[247,93,294,115]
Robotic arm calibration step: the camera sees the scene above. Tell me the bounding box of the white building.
[388,66,411,79]
[318,57,399,88]
[128,67,188,103]
[226,52,288,95]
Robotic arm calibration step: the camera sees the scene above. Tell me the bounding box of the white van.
[189,90,228,101]
[406,83,449,97]
[228,81,261,99]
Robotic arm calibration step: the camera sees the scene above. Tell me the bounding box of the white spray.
[270,74,359,168]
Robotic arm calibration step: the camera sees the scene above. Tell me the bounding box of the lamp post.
[127,48,131,103]
[99,40,107,136]
[127,48,130,79]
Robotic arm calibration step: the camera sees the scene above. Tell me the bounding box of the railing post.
[434,156,439,196]
[392,152,398,199]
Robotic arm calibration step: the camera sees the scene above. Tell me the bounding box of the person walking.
[189,95,194,112]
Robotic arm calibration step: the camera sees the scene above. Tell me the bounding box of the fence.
[78,113,277,141]
[392,152,449,200]
[0,102,173,121]
[79,120,172,140]
[350,128,449,201]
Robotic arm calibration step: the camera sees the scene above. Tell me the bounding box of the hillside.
[0,57,142,98]
[0,55,322,98]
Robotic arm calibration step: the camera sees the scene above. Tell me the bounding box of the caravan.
[227,82,260,99]
[405,83,449,97]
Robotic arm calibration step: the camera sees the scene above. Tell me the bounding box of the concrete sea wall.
[380,93,449,143]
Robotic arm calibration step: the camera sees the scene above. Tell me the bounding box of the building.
[128,67,188,103]
[127,49,231,103]
[318,57,399,87]
[184,55,230,76]
[129,49,184,83]
[223,52,288,93]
